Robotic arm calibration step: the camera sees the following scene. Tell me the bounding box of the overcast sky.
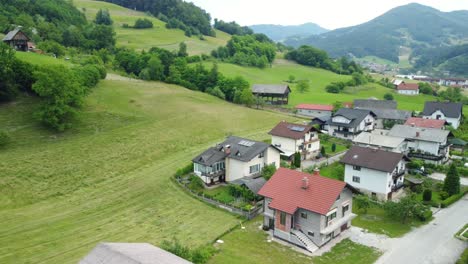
[187,0,468,29]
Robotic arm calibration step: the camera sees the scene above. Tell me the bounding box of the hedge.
[441,189,468,208]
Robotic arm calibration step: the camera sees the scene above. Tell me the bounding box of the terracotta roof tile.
[404,117,446,129]
[268,121,315,140]
[397,83,419,90]
[295,104,333,111]
[258,168,346,215]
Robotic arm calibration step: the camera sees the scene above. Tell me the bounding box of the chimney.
[224,145,231,154]
[313,168,320,176]
[416,132,420,137]
[410,123,415,127]
[302,177,309,189]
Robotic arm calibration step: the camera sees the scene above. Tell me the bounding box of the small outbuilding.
[252,84,291,105]
[2,28,31,52]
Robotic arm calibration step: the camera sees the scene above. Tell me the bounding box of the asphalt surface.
[375,194,468,264]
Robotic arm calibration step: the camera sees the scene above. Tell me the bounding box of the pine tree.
[443,163,460,196]
[294,152,301,168]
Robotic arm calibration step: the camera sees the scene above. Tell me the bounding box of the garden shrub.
[0,130,11,147]
[422,189,432,201]
[441,189,468,208]
[439,191,449,200]
[188,175,204,192]
[228,184,256,202]
[261,164,276,180]
[161,239,216,264]
[416,209,432,221]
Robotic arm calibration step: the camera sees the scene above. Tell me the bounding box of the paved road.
[375,195,468,264]
[429,172,468,186]
[301,152,346,170]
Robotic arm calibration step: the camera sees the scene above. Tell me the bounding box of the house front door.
[341,224,348,232]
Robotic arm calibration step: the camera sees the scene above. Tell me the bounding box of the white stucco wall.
[423,110,460,129]
[225,147,280,182]
[398,89,419,95]
[272,136,297,153]
[344,164,390,195]
[297,109,332,119]
[407,140,440,155]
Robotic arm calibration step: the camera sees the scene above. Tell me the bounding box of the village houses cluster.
[188,83,463,253]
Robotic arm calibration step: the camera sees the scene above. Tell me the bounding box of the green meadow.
[74,0,231,55]
[203,60,441,111]
[0,75,299,263]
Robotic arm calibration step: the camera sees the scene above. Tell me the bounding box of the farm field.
[73,0,230,55]
[0,76,298,263]
[202,60,442,112]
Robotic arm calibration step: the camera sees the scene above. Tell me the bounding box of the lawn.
[352,203,427,238]
[15,52,72,66]
[320,140,348,155]
[317,163,345,181]
[203,186,235,204]
[74,0,230,55]
[312,239,381,264]
[209,217,380,264]
[202,60,442,112]
[0,77,298,263]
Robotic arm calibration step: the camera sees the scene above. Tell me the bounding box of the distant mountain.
[249,23,328,42]
[284,3,468,63]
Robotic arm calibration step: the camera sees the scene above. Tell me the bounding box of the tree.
[423,189,432,202]
[261,164,277,180]
[94,9,113,25]
[332,101,343,113]
[320,146,326,157]
[443,163,460,196]
[254,95,265,109]
[331,143,336,152]
[178,42,188,57]
[86,24,116,50]
[145,55,165,81]
[293,152,301,168]
[133,18,153,29]
[384,93,394,100]
[355,195,370,213]
[383,195,427,223]
[419,82,432,95]
[239,88,254,107]
[296,79,310,93]
[288,75,296,83]
[32,65,86,131]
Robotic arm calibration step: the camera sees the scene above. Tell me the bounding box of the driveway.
[374,194,468,264]
[301,152,346,170]
[429,172,468,186]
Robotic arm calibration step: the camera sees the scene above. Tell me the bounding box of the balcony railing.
[392,183,404,192]
[201,170,225,178]
[408,151,445,161]
[392,170,405,178]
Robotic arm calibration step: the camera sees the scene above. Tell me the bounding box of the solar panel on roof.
[239,140,255,147]
[288,126,305,132]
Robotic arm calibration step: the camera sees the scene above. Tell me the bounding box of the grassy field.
[0,76,298,263]
[15,52,72,66]
[356,56,398,66]
[209,217,380,264]
[352,203,427,238]
[74,0,230,55]
[203,60,441,111]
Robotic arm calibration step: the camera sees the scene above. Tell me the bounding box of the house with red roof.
[295,103,334,119]
[258,168,355,252]
[397,83,419,95]
[405,117,446,130]
[269,121,320,160]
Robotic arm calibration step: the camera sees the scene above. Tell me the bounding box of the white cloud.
[188,0,468,29]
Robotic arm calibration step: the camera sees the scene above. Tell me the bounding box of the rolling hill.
[74,0,231,55]
[249,23,328,42]
[0,53,299,262]
[284,3,468,63]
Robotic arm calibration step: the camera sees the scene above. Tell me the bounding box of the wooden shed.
[2,28,30,52]
[252,84,291,105]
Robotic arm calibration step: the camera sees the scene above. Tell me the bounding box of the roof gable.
[295,103,333,111]
[341,146,404,173]
[269,121,315,139]
[328,108,375,128]
[397,83,419,90]
[2,29,30,41]
[422,101,463,118]
[354,99,397,109]
[258,168,346,215]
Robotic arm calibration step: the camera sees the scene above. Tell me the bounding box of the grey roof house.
[388,125,451,164]
[326,108,376,140]
[192,136,281,185]
[252,84,291,105]
[422,101,463,129]
[353,132,407,153]
[79,243,192,264]
[354,99,411,129]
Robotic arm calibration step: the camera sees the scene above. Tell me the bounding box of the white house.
[353,132,407,153]
[341,146,408,200]
[259,168,356,252]
[192,136,281,185]
[397,83,419,95]
[295,104,334,119]
[422,101,463,129]
[269,121,320,160]
[326,108,376,140]
[388,125,451,164]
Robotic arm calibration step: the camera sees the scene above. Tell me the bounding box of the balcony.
[201,170,225,178]
[392,183,404,192]
[392,170,405,178]
[408,151,445,161]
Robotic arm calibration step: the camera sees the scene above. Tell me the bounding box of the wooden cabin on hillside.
[2,28,30,52]
[252,84,291,105]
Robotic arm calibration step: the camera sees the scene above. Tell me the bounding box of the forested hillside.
[284,3,468,63]
[102,0,214,37]
[0,0,115,51]
[412,44,468,76]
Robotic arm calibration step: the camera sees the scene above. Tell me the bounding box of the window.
[308,231,314,237]
[352,176,360,183]
[259,151,264,158]
[249,164,261,174]
[308,144,311,148]
[280,212,286,225]
[326,211,337,225]
[353,166,361,171]
[342,204,349,216]
[301,212,307,219]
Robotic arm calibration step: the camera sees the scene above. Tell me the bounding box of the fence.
[175,177,264,220]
